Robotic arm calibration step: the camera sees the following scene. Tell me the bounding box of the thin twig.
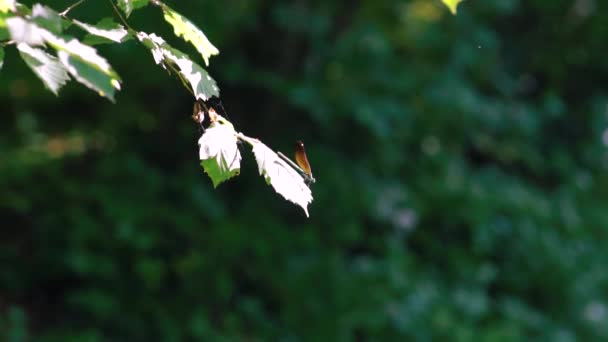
[60,0,86,17]
[278,152,306,174]
[278,151,314,184]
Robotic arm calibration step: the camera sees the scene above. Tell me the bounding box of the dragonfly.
[278,140,315,185]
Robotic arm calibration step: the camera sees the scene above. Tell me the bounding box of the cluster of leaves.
[0,0,313,215]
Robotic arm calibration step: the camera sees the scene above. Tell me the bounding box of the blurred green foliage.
[2,0,608,340]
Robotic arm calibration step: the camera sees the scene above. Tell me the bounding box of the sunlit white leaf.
[160,3,219,66]
[137,31,219,101]
[6,16,46,45]
[74,18,130,44]
[0,46,4,71]
[251,140,313,217]
[17,43,69,95]
[198,120,241,187]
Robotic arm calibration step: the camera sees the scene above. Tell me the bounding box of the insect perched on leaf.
[278,140,315,185]
[294,140,313,180]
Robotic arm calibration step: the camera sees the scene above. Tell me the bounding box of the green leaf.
[45,34,121,101]
[0,0,15,13]
[250,140,313,217]
[60,51,120,101]
[0,12,8,40]
[31,4,62,34]
[137,32,219,101]
[198,119,241,188]
[441,0,465,14]
[0,46,4,71]
[117,0,149,18]
[160,3,219,66]
[75,18,130,45]
[17,43,70,95]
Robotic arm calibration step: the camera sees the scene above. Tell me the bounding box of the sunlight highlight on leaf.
[251,140,313,217]
[74,18,130,44]
[17,43,69,95]
[198,119,241,187]
[0,46,4,71]
[0,0,15,13]
[160,3,219,66]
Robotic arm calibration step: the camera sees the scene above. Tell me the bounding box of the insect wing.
[294,140,312,177]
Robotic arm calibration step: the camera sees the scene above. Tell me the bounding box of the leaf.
[251,140,313,217]
[31,4,62,34]
[441,0,465,14]
[0,0,15,13]
[137,32,219,101]
[45,34,121,101]
[17,43,70,95]
[59,51,120,101]
[74,18,130,45]
[160,3,219,66]
[0,46,4,71]
[6,16,46,45]
[7,17,121,101]
[198,120,241,187]
[117,0,149,18]
[0,12,9,40]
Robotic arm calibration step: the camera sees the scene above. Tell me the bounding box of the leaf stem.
[160,58,195,97]
[106,0,134,32]
[104,0,193,97]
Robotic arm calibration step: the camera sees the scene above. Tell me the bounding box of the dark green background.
[2,0,608,340]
